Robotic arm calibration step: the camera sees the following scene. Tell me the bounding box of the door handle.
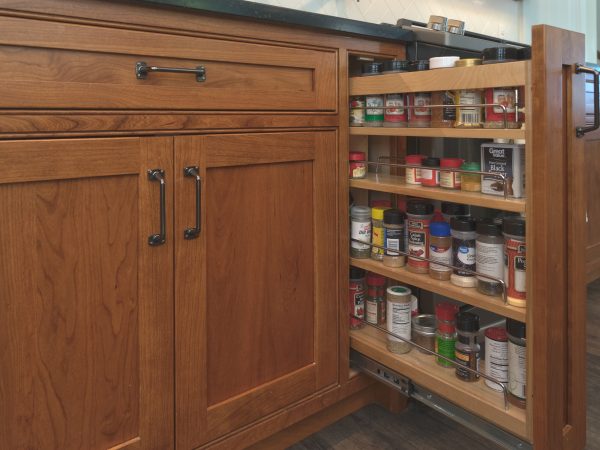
[147,169,166,246]
[135,61,206,82]
[575,63,599,137]
[184,166,202,240]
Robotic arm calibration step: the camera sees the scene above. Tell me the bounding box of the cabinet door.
[0,137,174,450]
[174,131,338,448]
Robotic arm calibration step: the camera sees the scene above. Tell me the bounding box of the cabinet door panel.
[175,131,338,448]
[0,138,174,450]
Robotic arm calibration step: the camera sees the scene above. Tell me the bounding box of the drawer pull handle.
[183,166,202,240]
[575,63,599,137]
[136,61,206,82]
[147,169,167,246]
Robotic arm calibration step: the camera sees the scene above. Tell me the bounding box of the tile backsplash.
[250,0,522,41]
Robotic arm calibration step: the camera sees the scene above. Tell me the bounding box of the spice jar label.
[508,341,527,399]
[429,243,452,271]
[388,302,411,342]
[476,241,504,279]
[413,93,431,116]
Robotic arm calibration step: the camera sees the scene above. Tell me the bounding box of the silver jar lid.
[412,314,436,334]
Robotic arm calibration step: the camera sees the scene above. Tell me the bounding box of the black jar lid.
[422,157,440,167]
[507,318,526,339]
[518,47,532,60]
[441,202,469,217]
[456,311,480,332]
[409,60,430,71]
[383,59,410,72]
[450,216,476,232]
[383,208,405,225]
[350,266,366,280]
[407,199,434,215]
[503,216,526,237]
[477,218,502,236]
[482,46,520,64]
[362,62,383,75]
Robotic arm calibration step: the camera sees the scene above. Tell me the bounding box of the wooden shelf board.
[349,61,528,95]
[350,173,526,213]
[350,326,528,440]
[350,258,526,322]
[349,126,526,140]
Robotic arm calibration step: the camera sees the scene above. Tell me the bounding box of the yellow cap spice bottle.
[371,207,387,261]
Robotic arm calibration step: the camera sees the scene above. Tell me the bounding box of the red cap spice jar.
[435,302,459,367]
[420,157,440,187]
[349,151,367,179]
[483,87,523,129]
[405,154,426,185]
[440,158,463,189]
[365,272,386,326]
[349,267,366,330]
[384,93,408,127]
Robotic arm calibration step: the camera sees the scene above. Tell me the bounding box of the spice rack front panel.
[345,26,589,450]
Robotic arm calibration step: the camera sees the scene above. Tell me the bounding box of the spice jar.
[454,89,483,128]
[454,58,482,68]
[482,47,520,65]
[365,94,384,127]
[450,217,477,288]
[429,221,452,281]
[406,200,434,273]
[405,154,426,185]
[349,267,366,330]
[435,302,459,367]
[440,158,464,189]
[384,93,407,127]
[371,206,387,261]
[431,91,456,128]
[386,286,412,354]
[460,162,481,192]
[476,219,505,296]
[366,272,386,326]
[382,59,409,73]
[484,87,522,129]
[441,202,469,223]
[349,151,367,179]
[361,61,383,76]
[507,319,526,408]
[484,326,508,391]
[383,208,406,268]
[349,96,365,127]
[412,314,436,353]
[407,92,432,127]
[503,217,526,307]
[420,157,440,187]
[350,206,371,258]
[455,312,481,382]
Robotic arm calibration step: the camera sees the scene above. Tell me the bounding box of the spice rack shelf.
[350,173,526,213]
[349,127,526,140]
[350,326,527,439]
[349,61,528,95]
[350,257,526,322]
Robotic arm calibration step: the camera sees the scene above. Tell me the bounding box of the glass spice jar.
[440,157,464,189]
[405,154,426,185]
[371,206,387,261]
[460,162,481,192]
[435,302,459,367]
[366,272,386,326]
[386,286,413,354]
[429,221,452,281]
[412,314,436,353]
[420,157,440,187]
[431,90,456,128]
[349,96,365,127]
[349,267,366,330]
[350,205,371,258]
[455,89,483,128]
[349,151,367,179]
[383,208,406,268]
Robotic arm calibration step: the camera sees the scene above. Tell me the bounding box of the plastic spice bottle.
[455,89,483,128]
[383,208,406,268]
[349,151,367,179]
[349,267,366,330]
[350,206,371,258]
[371,207,387,261]
[435,302,459,367]
[349,96,366,127]
[450,217,477,288]
[476,219,505,296]
[484,327,509,391]
[455,312,481,382]
[504,217,526,307]
[384,93,408,127]
[507,318,527,408]
[366,272,386,326]
[441,202,469,223]
[429,221,453,281]
[405,154,426,185]
[365,94,384,127]
[406,200,434,273]
[386,286,413,354]
[440,158,464,189]
[460,162,481,192]
[420,157,440,187]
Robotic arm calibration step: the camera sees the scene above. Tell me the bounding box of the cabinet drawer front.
[0,16,336,111]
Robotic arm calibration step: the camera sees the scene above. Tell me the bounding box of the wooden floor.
[290,279,600,450]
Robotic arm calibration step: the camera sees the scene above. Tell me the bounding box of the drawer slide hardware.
[136,61,206,82]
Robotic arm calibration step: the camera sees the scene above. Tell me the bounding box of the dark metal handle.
[575,63,599,137]
[147,169,166,246]
[136,61,206,82]
[184,166,201,240]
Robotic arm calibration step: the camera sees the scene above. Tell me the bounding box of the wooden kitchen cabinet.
[0,137,174,450]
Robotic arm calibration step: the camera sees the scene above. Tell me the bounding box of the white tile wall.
[250,0,522,41]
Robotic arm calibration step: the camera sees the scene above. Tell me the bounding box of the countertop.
[135,0,414,42]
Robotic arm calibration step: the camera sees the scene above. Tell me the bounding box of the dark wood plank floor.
[289,279,600,450]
